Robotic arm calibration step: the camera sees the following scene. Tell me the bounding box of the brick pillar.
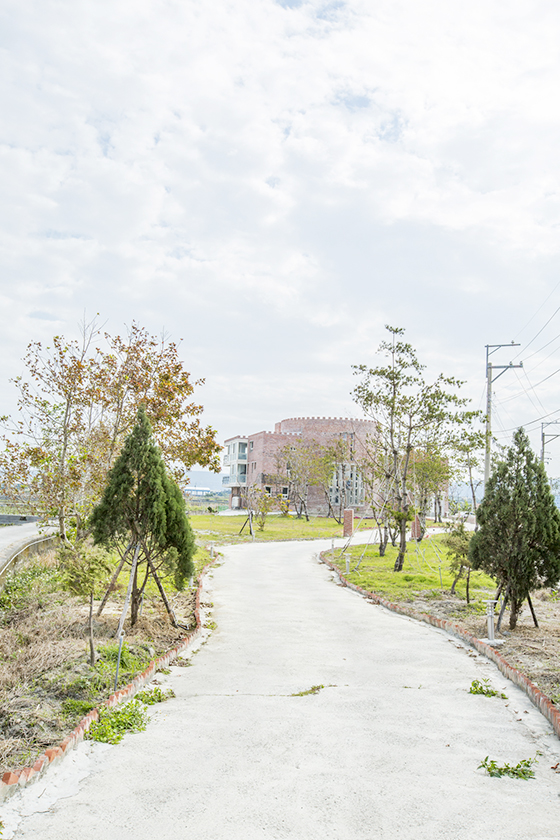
[411,514,422,540]
[343,508,354,538]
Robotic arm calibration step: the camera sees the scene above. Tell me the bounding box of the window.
[265,486,272,495]
[282,487,288,497]
[250,441,254,450]
[252,461,256,471]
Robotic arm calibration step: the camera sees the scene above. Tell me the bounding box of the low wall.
[0,534,58,587]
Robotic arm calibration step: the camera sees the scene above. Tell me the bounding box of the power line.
[490,363,560,406]
[513,277,560,344]
[518,367,548,415]
[494,405,560,434]
[512,303,560,361]
[519,329,560,366]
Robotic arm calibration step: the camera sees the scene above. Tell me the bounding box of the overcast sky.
[2,0,560,474]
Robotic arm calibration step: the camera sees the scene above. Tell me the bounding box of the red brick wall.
[240,417,377,514]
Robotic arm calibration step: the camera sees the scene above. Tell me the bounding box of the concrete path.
[0,522,51,555]
[7,540,560,839]
[0,523,56,574]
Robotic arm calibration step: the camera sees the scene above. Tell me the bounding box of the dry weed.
[0,639,83,691]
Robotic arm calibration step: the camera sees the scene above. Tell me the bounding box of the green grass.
[0,562,61,612]
[85,700,148,744]
[189,513,351,543]
[135,685,175,704]
[331,536,495,606]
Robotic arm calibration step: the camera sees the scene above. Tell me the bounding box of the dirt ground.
[0,554,198,776]
[405,588,560,702]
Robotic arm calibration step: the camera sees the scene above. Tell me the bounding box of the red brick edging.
[321,552,560,739]
[0,560,214,803]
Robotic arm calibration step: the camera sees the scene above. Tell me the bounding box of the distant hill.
[186,470,227,492]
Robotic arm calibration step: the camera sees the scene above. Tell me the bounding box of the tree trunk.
[130,560,151,626]
[509,595,521,630]
[450,565,463,595]
[148,559,179,627]
[496,584,509,633]
[130,561,140,626]
[379,524,389,557]
[393,516,407,572]
[88,591,96,666]
[97,545,131,616]
[466,566,470,605]
[116,542,141,639]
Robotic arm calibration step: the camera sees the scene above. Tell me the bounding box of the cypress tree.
[469,427,560,629]
[90,406,196,626]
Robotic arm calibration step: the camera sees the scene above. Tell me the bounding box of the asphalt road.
[7,539,560,839]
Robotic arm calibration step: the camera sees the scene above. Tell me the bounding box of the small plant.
[0,563,59,612]
[85,700,148,744]
[469,678,507,699]
[135,686,175,705]
[61,698,96,719]
[478,755,537,779]
[291,684,324,696]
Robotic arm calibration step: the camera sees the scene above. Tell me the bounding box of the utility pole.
[541,421,560,465]
[484,343,522,488]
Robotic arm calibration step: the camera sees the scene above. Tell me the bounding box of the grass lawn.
[189,513,350,544]
[331,534,496,611]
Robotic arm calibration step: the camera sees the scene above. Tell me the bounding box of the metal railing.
[222,475,247,486]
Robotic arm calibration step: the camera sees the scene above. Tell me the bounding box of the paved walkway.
[0,523,56,575]
[7,540,560,839]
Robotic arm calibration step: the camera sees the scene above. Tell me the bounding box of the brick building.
[223,416,377,515]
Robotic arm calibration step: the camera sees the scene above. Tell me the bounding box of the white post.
[486,600,495,641]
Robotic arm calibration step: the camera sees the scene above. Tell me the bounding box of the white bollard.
[486,600,495,641]
[345,554,350,574]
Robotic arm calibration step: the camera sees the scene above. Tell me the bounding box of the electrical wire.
[489,364,560,405]
[512,277,560,346]
[518,330,560,367]
[517,367,549,416]
[494,405,560,434]
[511,303,560,360]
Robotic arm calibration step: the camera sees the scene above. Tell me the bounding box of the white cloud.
[2,0,560,467]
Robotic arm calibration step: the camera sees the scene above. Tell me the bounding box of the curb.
[0,559,213,804]
[320,551,560,740]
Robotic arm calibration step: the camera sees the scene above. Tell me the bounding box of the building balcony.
[222,475,247,486]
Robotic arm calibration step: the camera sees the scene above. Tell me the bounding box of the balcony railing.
[222,475,247,486]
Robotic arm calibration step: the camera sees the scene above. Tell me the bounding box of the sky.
[2,0,560,475]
